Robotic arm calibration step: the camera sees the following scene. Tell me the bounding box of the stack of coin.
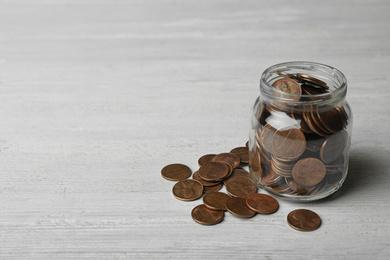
[250,71,350,198]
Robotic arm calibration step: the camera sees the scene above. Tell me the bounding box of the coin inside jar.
[246,194,279,214]
[320,130,348,164]
[292,158,326,187]
[203,191,231,211]
[161,163,192,181]
[272,78,302,97]
[172,179,203,201]
[191,204,224,225]
[272,128,306,160]
[287,209,321,231]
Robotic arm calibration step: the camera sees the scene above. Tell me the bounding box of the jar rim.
[260,61,347,105]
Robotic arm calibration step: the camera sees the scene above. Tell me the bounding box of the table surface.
[1,0,390,259]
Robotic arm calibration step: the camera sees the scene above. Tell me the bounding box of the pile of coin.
[162,146,321,231]
[250,71,349,197]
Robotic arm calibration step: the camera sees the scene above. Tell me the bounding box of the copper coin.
[272,128,306,160]
[292,158,326,187]
[261,167,281,187]
[320,131,348,164]
[161,163,192,181]
[230,147,249,164]
[249,149,263,179]
[204,183,223,194]
[317,106,345,133]
[193,171,221,187]
[275,70,302,81]
[272,78,302,96]
[212,153,241,169]
[198,162,229,182]
[172,179,203,201]
[287,209,321,231]
[259,124,277,154]
[191,204,224,225]
[225,176,257,198]
[245,141,249,148]
[226,197,256,218]
[223,168,251,185]
[203,192,231,211]
[198,154,216,167]
[246,194,279,214]
[290,111,312,133]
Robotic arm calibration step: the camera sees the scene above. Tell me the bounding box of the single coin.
[226,197,256,218]
[272,128,306,160]
[172,179,203,201]
[287,209,321,231]
[317,106,345,133]
[230,147,249,164]
[204,183,223,193]
[198,154,216,167]
[193,171,221,187]
[246,194,279,214]
[199,162,230,182]
[272,78,302,96]
[259,124,277,155]
[191,204,224,225]
[161,163,192,181]
[292,158,326,187]
[225,176,257,198]
[203,192,231,211]
[212,153,241,169]
[223,168,251,185]
[320,131,348,164]
[275,70,302,81]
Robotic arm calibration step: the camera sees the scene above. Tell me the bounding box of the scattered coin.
[191,204,224,225]
[246,193,279,214]
[198,154,216,167]
[193,171,221,187]
[172,179,203,201]
[287,209,321,231]
[212,153,241,169]
[225,176,257,198]
[226,197,256,218]
[198,162,230,182]
[161,163,192,181]
[203,192,231,211]
[204,183,223,193]
[230,147,249,164]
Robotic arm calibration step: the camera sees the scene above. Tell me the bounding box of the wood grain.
[0,0,390,258]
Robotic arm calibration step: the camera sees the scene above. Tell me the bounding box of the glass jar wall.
[249,61,352,201]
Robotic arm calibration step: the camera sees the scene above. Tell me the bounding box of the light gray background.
[0,0,389,259]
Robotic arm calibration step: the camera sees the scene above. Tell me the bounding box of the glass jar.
[249,61,352,201]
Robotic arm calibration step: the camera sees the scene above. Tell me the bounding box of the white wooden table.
[1,0,389,259]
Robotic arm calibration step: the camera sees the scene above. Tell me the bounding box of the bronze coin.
[191,204,224,225]
[292,158,326,187]
[203,191,231,211]
[272,78,302,96]
[172,179,203,201]
[193,171,221,187]
[161,163,192,181]
[259,124,277,155]
[246,194,279,214]
[204,183,223,194]
[230,147,249,164]
[320,131,348,164]
[212,153,241,169]
[272,128,306,160]
[225,176,257,198]
[198,154,216,167]
[226,197,256,218]
[287,209,321,231]
[317,106,345,133]
[198,162,230,182]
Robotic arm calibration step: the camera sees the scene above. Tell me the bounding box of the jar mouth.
[260,61,347,106]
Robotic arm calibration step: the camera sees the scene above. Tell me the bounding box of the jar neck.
[260,61,347,106]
